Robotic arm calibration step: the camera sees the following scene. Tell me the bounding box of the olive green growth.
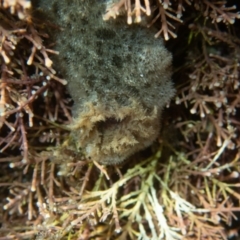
[37,0,174,164]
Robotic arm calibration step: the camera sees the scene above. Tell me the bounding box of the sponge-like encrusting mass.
[37,0,175,164]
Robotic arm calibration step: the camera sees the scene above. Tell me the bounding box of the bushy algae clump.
[37,0,174,164]
[1,1,240,239]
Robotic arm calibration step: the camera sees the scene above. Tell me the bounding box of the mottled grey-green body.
[37,0,175,164]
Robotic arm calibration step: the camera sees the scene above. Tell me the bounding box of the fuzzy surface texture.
[36,0,175,164]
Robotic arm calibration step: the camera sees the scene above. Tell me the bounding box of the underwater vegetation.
[37,0,174,165]
[0,0,240,239]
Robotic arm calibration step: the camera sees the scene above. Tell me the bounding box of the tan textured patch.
[71,100,160,164]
